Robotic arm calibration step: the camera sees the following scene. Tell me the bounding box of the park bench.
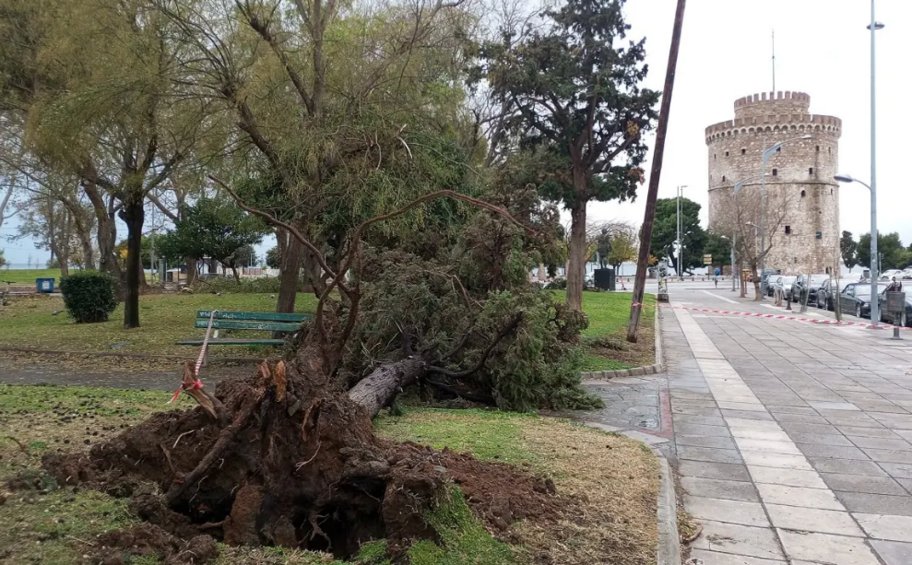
[176,310,312,347]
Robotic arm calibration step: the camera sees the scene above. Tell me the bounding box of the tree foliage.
[858,232,910,271]
[158,197,267,281]
[841,230,858,271]
[479,0,658,310]
[650,197,706,273]
[702,232,731,269]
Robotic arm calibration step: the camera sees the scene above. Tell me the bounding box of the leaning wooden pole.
[627,0,687,343]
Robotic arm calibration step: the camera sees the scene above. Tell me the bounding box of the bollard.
[893,325,902,340]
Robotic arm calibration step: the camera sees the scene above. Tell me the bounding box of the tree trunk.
[302,247,326,294]
[231,265,240,282]
[276,229,304,313]
[750,259,761,301]
[83,182,119,278]
[122,198,144,329]
[739,259,747,298]
[566,200,587,312]
[348,358,427,419]
[185,256,197,285]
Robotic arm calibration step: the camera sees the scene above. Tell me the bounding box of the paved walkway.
[583,282,912,564]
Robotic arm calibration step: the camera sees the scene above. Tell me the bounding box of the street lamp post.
[835,174,879,327]
[676,185,687,280]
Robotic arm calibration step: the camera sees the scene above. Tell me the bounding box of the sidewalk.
[670,287,912,564]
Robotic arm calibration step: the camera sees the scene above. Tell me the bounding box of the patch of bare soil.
[40,360,564,563]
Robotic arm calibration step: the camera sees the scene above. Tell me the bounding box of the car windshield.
[781,276,797,284]
[809,275,828,284]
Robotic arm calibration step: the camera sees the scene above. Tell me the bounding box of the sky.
[587,0,909,247]
[2,0,909,268]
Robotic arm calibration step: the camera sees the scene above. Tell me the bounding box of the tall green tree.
[702,232,731,271]
[840,230,858,272]
[158,198,267,282]
[481,0,658,311]
[858,232,909,271]
[650,197,706,273]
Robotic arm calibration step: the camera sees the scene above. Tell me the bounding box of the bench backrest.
[194,310,312,332]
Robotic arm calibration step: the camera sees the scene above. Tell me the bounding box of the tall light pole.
[676,185,687,279]
[835,174,879,326]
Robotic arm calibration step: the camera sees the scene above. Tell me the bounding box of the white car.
[879,269,903,281]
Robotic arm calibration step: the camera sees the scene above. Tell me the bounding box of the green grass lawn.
[0,292,317,360]
[551,291,656,372]
[0,287,653,373]
[0,386,659,565]
[0,268,62,285]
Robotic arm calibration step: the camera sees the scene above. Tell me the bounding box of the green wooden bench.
[176,310,313,347]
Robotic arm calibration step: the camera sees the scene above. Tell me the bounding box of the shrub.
[59,271,118,323]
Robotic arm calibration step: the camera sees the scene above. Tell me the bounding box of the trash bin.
[36,278,55,293]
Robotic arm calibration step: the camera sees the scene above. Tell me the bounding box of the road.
[583,280,912,564]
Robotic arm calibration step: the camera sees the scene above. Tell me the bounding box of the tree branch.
[427,312,523,378]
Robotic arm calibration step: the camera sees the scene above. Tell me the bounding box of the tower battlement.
[734,91,811,118]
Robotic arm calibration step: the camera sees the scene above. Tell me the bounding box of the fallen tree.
[41,184,596,562]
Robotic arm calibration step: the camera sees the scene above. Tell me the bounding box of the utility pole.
[627,0,687,343]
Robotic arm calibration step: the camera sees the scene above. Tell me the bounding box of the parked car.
[839,282,889,318]
[817,279,851,311]
[769,275,797,299]
[790,274,829,304]
[879,269,904,282]
[759,268,780,296]
[878,288,912,326]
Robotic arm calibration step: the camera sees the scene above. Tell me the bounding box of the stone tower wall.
[705,91,842,275]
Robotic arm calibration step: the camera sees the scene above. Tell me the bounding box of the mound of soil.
[40,357,562,563]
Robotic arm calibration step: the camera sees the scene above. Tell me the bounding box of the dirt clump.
[90,523,218,564]
[40,357,562,560]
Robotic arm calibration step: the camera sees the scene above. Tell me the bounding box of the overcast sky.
[589,0,910,249]
[2,0,908,268]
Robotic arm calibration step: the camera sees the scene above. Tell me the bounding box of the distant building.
[706,91,841,274]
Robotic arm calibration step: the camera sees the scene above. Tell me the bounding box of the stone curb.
[655,450,682,565]
[580,297,666,380]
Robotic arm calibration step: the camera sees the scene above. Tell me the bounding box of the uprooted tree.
[43,171,599,560]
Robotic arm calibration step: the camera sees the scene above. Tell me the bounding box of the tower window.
[776,147,782,153]
[800,189,806,198]
[741,148,746,155]
[713,154,716,160]
[724,150,729,157]
[772,168,778,176]
[809,167,814,176]
[830,188,833,195]
[785,225,791,235]
[722,176,726,182]
[816,145,820,152]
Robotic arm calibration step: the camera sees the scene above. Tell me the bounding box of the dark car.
[791,274,829,305]
[759,268,780,296]
[817,279,850,311]
[839,282,889,318]
[878,289,912,326]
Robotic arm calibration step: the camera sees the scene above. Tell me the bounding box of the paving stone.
[690,521,784,560]
[721,409,775,421]
[879,463,912,479]
[747,466,827,489]
[870,539,912,565]
[676,434,737,450]
[838,425,899,438]
[684,495,769,527]
[854,513,912,542]
[730,428,791,442]
[872,413,912,430]
[807,457,887,476]
[862,448,912,464]
[740,450,812,470]
[677,460,752,482]
[776,530,880,565]
[847,436,912,450]
[795,443,870,460]
[673,404,723,416]
[680,476,760,502]
[773,412,830,424]
[766,405,816,415]
[676,422,732,437]
[678,445,744,464]
[808,400,860,411]
[735,438,801,455]
[764,504,862,536]
[789,432,853,446]
[835,492,912,516]
[777,421,839,435]
[820,473,907,495]
[755,483,843,510]
[686,549,786,564]
[674,414,728,426]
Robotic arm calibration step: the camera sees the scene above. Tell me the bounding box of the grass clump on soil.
[0,385,660,565]
[550,290,656,372]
